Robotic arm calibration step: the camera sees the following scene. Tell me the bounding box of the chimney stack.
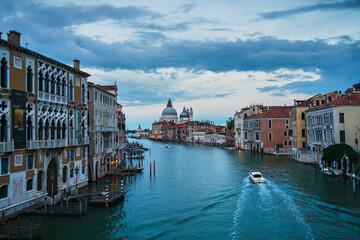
[73,59,80,70]
[7,30,21,45]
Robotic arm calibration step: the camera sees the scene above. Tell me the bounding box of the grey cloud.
[259,0,360,20]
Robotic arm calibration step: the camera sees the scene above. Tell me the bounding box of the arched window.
[51,120,56,140]
[0,115,8,142]
[0,57,8,88]
[45,119,50,140]
[268,132,272,141]
[38,119,43,140]
[26,116,33,141]
[69,120,74,139]
[45,73,49,93]
[56,77,60,95]
[69,80,74,101]
[62,121,67,139]
[27,65,33,93]
[51,76,55,94]
[62,80,66,96]
[26,179,33,191]
[56,121,61,140]
[38,71,43,92]
[0,185,8,199]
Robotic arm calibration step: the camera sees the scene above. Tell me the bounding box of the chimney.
[73,59,80,70]
[7,30,21,45]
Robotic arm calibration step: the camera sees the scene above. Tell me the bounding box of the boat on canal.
[249,170,265,183]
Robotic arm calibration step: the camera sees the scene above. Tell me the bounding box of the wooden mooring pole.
[7,220,10,240]
[17,215,21,235]
[29,217,33,240]
[39,214,42,239]
[153,160,155,176]
[2,212,5,234]
[150,162,152,178]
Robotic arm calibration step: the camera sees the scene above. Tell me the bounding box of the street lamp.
[75,166,79,193]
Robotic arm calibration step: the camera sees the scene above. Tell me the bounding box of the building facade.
[87,82,118,181]
[306,92,360,153]
[244,107,292,153]
[234,104,266,149]
[0,30,89,211]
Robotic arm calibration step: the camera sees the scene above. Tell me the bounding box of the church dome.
[180,110,189,118]
[161,98,177,116]
[162,107,177,116]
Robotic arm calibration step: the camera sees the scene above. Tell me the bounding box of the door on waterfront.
[47,158,58,196]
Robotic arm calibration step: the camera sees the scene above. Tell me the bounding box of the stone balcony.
[38,91,67,105]
[0,141,14,152]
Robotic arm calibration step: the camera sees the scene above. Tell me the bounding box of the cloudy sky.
[1,0,359,129]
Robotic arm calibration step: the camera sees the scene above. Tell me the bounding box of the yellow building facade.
[0,30,90,212]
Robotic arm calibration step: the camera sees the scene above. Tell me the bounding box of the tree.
[226,117,234,129]
[322,144,360,165]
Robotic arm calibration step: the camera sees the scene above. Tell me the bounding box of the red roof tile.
[246,107,291,119]
[311,92,360,109]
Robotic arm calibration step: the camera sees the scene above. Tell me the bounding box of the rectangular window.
[268,120,272,129]
[288,141,292,146]
[27,155,34,170]
[339,130,346,143]
[339,113,345,123]
[316,100,320,106]
[284,141,288,146]
[70,150,75,162]
[284,131,288,137]
[301,112,305,120]
[1,157,9,175]
[302,141,306,148]
[82,165,85,174]
[76,148,80,157]
[82,148,86,159]
[321,100,325,104]
[268,133,272,141]
[95,91,97,101]
[285,120,289,128]
[301,129,306,138]
[70,169,74,178]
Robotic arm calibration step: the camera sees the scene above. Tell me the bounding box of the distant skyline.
[1,0,359,129]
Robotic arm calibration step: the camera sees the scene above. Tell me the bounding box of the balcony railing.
[0,141,14,152]
[27,139,67,149]
[38,91,68,105]
[70,139,78,146]
[101,126,117,132]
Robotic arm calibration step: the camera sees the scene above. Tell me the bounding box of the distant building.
[135,124,150,138]
[244,107,292,153]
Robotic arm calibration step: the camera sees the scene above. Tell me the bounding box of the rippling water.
[43,139,360,239]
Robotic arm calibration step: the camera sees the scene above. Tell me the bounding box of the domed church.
[159,98,193,123]
[160,98,179,123]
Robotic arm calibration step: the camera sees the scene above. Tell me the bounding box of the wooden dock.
[90,191,124,206]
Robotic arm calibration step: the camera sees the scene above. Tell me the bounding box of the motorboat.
[249,170,265,184]
[165,145,169,148]
[323,167,340,177]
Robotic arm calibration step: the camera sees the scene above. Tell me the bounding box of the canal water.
[43,139,360,239]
